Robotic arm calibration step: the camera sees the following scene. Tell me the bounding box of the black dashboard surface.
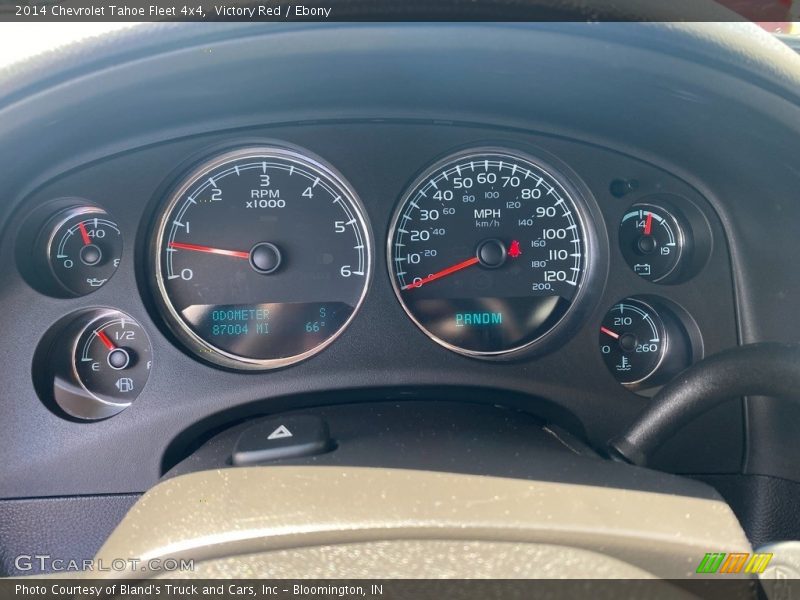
[1,23,800,501]
[1,119,739,498]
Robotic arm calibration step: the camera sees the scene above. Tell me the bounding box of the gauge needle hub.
[97,329,132,369]
[168,241,250,259]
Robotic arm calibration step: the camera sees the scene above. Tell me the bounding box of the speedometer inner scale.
[389,148,589,357]
[153,146,371,370]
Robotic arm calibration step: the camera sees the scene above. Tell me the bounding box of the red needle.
[169,241,250,259]
[643,212,653,235]
[97,330,116,350]
[600,326,621,340]
[402,256,480,291]
[78,221,91,246]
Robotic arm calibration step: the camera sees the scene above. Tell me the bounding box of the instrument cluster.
[15,136,717,421]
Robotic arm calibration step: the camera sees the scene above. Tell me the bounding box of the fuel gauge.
[50,309,152,420]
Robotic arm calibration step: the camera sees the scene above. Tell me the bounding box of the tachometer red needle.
[97,330,116,350]
[402,256,480,291]
[643,212,653,235]
[78,221,91,246]
[600,326,620,340]
[168,242,250,259]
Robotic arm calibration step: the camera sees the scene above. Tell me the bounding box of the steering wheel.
[610,343,800,466]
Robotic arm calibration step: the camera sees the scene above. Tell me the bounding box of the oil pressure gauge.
[49,309,152,420]
[619,203,685,283]
[39,206,123,296]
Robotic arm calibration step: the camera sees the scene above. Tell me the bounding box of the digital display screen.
[181,302,354,360]
[405,296,566,353]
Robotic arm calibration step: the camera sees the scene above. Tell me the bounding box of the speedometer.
[152,146,371,370]
[388,147,594,357]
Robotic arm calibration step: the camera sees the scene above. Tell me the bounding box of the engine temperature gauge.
[599,296,698,392]
[51,309,152,420]
[619,203,684,283]
[41,206,123,296]
[600,299,666,386]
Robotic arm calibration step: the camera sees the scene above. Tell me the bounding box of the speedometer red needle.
[97,330,116,350]
[402,256,480,291]
[168,241,250,259]
[643,212,653,235]
[600,326,620,340]
[78,221,91,246]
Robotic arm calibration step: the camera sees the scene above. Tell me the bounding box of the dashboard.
[2,22,800,570]
[25,138,718,380]
[0,119,740,494]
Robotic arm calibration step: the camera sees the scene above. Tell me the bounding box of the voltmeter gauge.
[50,309,152,420]
[599,299,666,387]
[40,206,123,296]
[618,204,684,283]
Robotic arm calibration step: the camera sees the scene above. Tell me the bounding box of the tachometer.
[152,146,371,370]
[388,147,593,357]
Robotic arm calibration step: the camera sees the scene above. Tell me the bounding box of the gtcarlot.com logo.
[14,555,194,573]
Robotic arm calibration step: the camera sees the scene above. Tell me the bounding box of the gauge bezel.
[619,202,686,283]
[151,145,373,371]
[387,145,605,360]
[71,309,151,407]
[44,205,122,296]
[601,298,669,388]
[47,308,151,421]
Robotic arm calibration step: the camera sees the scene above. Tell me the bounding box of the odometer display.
[389,148,588,356]
[153,146,371,370]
